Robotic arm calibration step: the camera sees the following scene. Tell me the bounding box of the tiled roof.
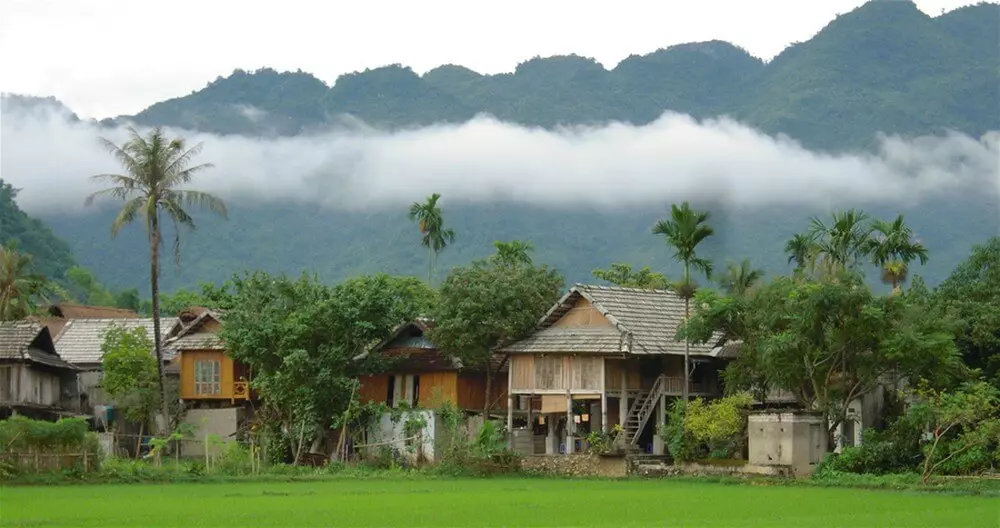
[46,303,139,319]
[53,318,171,365]
[501,284,725,356]
[163,309,226,351]
[362,319,507,373]
[0,321,77,370]
[379,347,460,372]
[502,326,624,354]
[166,332,224,351]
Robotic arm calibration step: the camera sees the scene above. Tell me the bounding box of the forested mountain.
[0,180,77,283]
[7,1,1000,292]
[112,1,998,151]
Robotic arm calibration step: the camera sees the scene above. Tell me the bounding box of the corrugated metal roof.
[502,284,725,356]
[53,318,170,365]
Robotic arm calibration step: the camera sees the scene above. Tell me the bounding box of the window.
[194,360,221,395]
[386,375,396,407]
[386,374,420,407]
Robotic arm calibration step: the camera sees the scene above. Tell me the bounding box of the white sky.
[0,0,978,119]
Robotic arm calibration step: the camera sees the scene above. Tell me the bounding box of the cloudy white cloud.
[1,100,997,215]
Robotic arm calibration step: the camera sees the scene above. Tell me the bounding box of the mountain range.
[3,0,999,293]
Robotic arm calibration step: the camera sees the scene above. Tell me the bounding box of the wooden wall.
[0,364,61,406]
[458,373,508,411]
[179,350,235,400]
[357,371,508,411]
[551,298,611,328]
[419,372,458,407]
[509,355,603,393]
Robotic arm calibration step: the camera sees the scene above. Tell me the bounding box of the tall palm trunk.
[427,247,434,286]
[683,297,690,402]
[682,263,690,402]
[149,213,171,434]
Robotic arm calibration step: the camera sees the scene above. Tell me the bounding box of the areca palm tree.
[408,193,456,284]
[84,126,227,432]
[652,201,714,401]
[0,243,50,321]
[784,233,814,271]
[719,259,764,297]
[864,215,928,292]
[808,209,873,271]
[492,240,534,267]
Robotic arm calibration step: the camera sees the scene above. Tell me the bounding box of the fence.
[0,450,98,473]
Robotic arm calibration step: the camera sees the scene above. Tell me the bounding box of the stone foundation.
[521,454,627,478]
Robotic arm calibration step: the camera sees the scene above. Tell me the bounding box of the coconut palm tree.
[0,243,50,321]
[408,193,456,284]
[652,201,714,401]
[85,126,227,432]
[719,259,764,297]
[864,215,929,292]
[808,209,873,271]
[784,233,814,271]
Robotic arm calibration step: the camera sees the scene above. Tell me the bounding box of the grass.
[1,477,995,527]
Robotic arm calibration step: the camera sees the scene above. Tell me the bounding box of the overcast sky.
[0,0,976,119]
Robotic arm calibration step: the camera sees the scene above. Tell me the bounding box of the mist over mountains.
[1,0,998,292]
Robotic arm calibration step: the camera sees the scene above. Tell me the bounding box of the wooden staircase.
[616,375,669,448]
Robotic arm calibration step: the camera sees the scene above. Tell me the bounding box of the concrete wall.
[368,409,438,463]
[748,412,826,477]
[180,407,242,457]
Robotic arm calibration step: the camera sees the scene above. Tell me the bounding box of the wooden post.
[507,362,515,448]
[506,394,514,448]
[565,392,574,454]
[619,362,628,428]
[600,359,608,433]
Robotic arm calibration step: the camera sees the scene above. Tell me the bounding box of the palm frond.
[177,190,228,218]
[110,196,146,238]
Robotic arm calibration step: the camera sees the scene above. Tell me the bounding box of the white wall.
[180,407,242,457]
[367,409,438,463]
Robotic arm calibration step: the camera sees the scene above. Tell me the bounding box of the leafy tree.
[864,214,929,291]
[680,392,754,459]
[934,237,1000,387]
[85,126,228,432]
[909,381,1000,483]
[652,201,714,401]
[430,243,563,413]
[492,240,534,267]
[718,259,764,297]
[114,289,142,312]
[407,193,456,285]
[65,266,116,307]
[591,262,669,289]
[100,326,158,429]
[685,271,966,438]
[220,272,432,462]
[0,242,52,320]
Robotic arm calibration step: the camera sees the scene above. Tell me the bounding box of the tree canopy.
[219,272,435,460]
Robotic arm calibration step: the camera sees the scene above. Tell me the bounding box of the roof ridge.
[575,282,674,294]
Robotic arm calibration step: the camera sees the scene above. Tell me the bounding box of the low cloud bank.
[2,99,997,214]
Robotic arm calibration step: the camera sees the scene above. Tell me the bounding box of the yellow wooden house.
[165,308,250,404]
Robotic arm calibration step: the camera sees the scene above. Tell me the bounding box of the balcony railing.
[661,377,712,396]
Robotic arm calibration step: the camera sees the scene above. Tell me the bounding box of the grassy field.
[1,478,994,527]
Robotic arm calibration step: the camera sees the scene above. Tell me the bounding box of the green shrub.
[0,416,101,476]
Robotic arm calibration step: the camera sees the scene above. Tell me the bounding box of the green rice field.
[1,478,995,527]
